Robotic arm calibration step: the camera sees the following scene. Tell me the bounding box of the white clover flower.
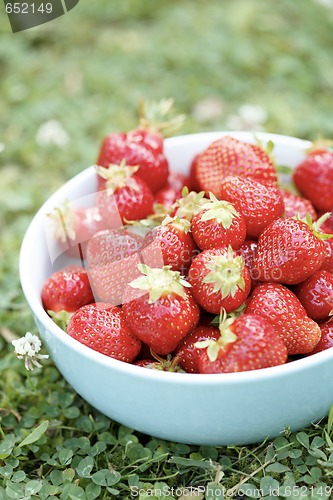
[226,104,267,132]
[0,143,5,153]
[12,332,49,371]
[36,119,70,148]
[315,0,333,9]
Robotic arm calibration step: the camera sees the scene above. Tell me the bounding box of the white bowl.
[20,131,333,446]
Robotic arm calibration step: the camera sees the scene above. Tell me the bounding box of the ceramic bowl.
[20,131,333,446]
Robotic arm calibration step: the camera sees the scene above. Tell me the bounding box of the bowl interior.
[21,130,328,385]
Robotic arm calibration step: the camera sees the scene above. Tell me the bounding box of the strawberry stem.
[195,309,237,362]
[138,97,186,137]
[296,212,333,241]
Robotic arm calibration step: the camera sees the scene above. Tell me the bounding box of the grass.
[1,0,333,498]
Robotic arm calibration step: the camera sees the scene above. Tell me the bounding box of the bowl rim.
[20,130,331,386]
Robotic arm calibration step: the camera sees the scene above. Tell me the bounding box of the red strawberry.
[321,237,333,273]
[280,189,317,221]
[86,228,145,305]
[97,129,168,194]
[195,136,278,197]
[166,171,190,191]
[308,320,333,355]
[293,146,333,211]
[319,211,333,233]
[67,302,141,362]
[197,312,288,374]
[191,193,246,250]
[97,99,185,193]
[188,152,202,192]
[122,264,200,355]
[294,270,333,321]
[219,176,284,238]
[237,239,258,289]
[142,216,198,274]
[154,171,190,208]
[175,324,220,373]
[96,161,154,224]
[48,203,107,259]
[246,283,321,354]
[42,265,94,314]
[188,246,251,314]
[155,187,182,208]
[253,214,332,285]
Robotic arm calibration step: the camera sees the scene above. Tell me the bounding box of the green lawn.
[1,1,333,498]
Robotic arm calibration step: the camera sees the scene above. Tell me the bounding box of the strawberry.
[196,311,288,374]
[155,187,182,208]
[86,228,145,305]
[219,176,284,238]
[237,239,258,289]
[154,171,190,208]
[321,237,333,273]
[195,136,278,197]
[97,128,168,194]
[308,320,333,355]
[67,302,141,362]
[246,283,321,354]
[293,146,333,211]
[165,171,190,191]
[191,193,246,250]
[96,161,154,224]
[188,152,202,192]
[280,189,317,221]
[142,216,198,273]
[294,270,333,321]
[97,99,185,193]
[48,203,107,260]
[188,246,251,314]
[319,211,333,233]
[122,264,200,355]
[175,324,220,373]
[253,214,332,285]
[42,265,94,314]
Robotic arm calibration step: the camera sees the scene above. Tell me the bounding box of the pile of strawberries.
[41,101,333,374]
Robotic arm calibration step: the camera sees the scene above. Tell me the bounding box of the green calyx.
[96,159,139,194]
[161,215,191,233]
[48,310,72,331]
[172,188,208,221]
[195,309,237,362]
[146,351,185,372]
[199,192,240,228]
[255,135,275,161]
[295,212,333,241]
[129,264,191,304]
[138,97,186,137]
[124,210,169,230]
[202,246,246,298]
